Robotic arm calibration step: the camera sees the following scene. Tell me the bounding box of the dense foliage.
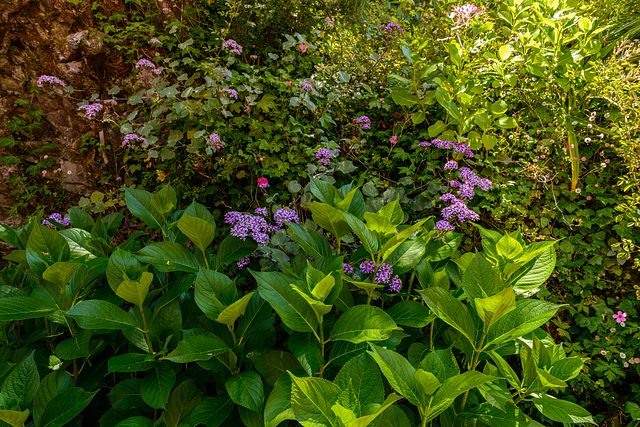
[1,0,639,425]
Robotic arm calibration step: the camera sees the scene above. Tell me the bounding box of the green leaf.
[287,223,333,258]
[253,351,303,386]
[108,353,155,373]
[42,262,81,287]
[415,369,441,396]
[0,352,39,409]
[411,111,426,125]
[496,235,523,260]
[343,212,378,256]
[549,357,587,381]
[578,17,593,32]
[137,242,200,272]
[498,44,513,61]
[67,300,137,330]
[461,253,504,299]
[335,354,384,408]
[310,202,351,240]
[380,219,427,262]
[311,273,336,302]
[513,246,556,295]
[488,352,521,390]
[289,374,341,426]
[474,286,516,330]
[252,271,318,334]
[215,235,257,267]
[116,271,153,307]
[418,348,460,383]
[178,214,215,253]
[0,409,29,427]
[291,284,332,320]
[418,287,478,348]
[367,343,424,408]
[309,178,338,205]
[26,224,70,275]
[0,296,56,321]
[349,393,402,427]
[215,292,254,327]
[114,417,154,427]
[55,330,91,360]
[390,88,419,107]
[532,394,596,424]
[39,387,95,427]
[194,269,237,320]
[331,305,399,344]
[264,374,295,427]
[163,334,229,363]
[385,301,432,328]
[32,371,73,426]
[141,364,176,409]
[106,248,143,293]
[428,371,496,421]
[124,187,164,230]
[185,397,233,427]
[485,300,564,347]
[428,120,446,138]
[225,370,264,412]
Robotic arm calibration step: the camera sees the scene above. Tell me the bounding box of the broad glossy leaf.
[461,253,504,299]
[380,219,428,262]
[513,246,556,295]
[141,364,176,409]
[472,402,530,426]
[178,214,215,252]
[194,269,237,320]
[67,300,136,330]
[349,393,402,427]
[549,357,587,381]
[310,202,351,239]
[225,370,264,412]
[264,374,295,427]
[342,212,378,256]
[114,417,154,427]
[137,242,199,272]
[370,405,412,427]
[290,374,341,426]
[163,334,229,363]
[215,292,254,327]
[488,352,521,390]
[418,348,460,383]
[288,333,324,376]
[26,224,70,275]
[215,235,256,267]
[418,287,478,348]
[108,353,155,373]
[474,286,516,330]
[40,387,96,427]
[184,397,233,427]
[0,296,57,321]
[32,371,73,426]
[386,301,432,328]
[106,248,143,293]
[331,305,399,344]
[367,344,424,408]
[124,187,164,230]
[0,352,39,409]
[384,239,426,275]
[253,350,303,386]
[485,300,564,347]
[335,354,384,407]
[252,271,318,334]
[532,394,596,424]
[287,223,333,259]
[116,271,153,307]
[0,409,29,427]
[496,235,523,260]
[43,262,81,288]
[428,371,496,421]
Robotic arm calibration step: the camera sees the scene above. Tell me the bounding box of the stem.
[139,306,155,354]
[405,270,416,302]
[201,248,209,269]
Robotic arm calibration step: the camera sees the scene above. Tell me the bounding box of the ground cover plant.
[1,0,639,425]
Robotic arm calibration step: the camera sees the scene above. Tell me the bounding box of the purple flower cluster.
[353,115,371,130]
[381,21,403,35]
[438,193,480,228]
[451,4,486,26]
[359,260,376,274]
[222,88,238,99]
[135,59,162,75]
[374,263,393,284]
[222,39,243,55]
[42,213,71,228]
[300,80,314,92]
[420,139,474,158]
[225,207,299,245]
[78,103,103,118]
[389,277,402,292]
[316,148,338,166]
[207,133,224,151]
[37,75,66,88]
[236,257,251,269]
[122,133,145,148]
[343,263,355,275]
[149,37,161,45]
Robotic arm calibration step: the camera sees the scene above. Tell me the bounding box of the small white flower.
[620,352,627,359]
[584,138,591,143]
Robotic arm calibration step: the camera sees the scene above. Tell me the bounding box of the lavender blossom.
[122,133,145,148]
[360,260,376,274]
[222,88,238,99]
[207,133,224,152]
[374,263,393,284]
[434,220,455,231]
[37,75,66,88]
[273,208,299,229]
[444,160,458,171]
[300,80,314,92]
[149,37,161,45]
[224,211,271,244]
[450,4,486,26]
[255,207,268,217]
[389,276,402,292]
[135,59,162,75]
[353,115,371,130]
[316,148,337,166]
[343,263,355,275]
[42,213,71,228]
[381,21,403,35]
[236,257,251,269]
[78,103,103,118]
[222,39,243,55]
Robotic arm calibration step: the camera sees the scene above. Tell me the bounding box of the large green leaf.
[331,305,399,344]
[42,262,81,288]
[513,246,556,295]
[496,235,523,260]
[289,374,341,426]
[384,239,426,275]
[141,364,176,409]
[367,344,424,408]
[184,397,233,427]
[310,202,351,239]
[342,212,378,256]
[194,269,237,320]
[386,301,433,328]
[178,214,215,253]
[252,350,303,387]
[124,187,164,230]
[461,253,504,299]
[418,287,478,348]
[163,334,229,363]
[32,371,73,426]
[0,296,57,321]
[485,300,564,347]
[0,352,39,409]
[116,271,153,307]
[252,271,318,334]
[380,219,428,262]
[137,242,199,273]
[428,371,496,421]
[287,223,333,259]
[474,286,516,330]
[418,348,460,383]
[166,380,202,427]
[532,394,596,424]
[225,370,264,412]
[0,409,29,427]
[215,292,254,327]
[26,224,70,275]
[215,235,256,267]
[349,393,403,427]
[108,353,155,373]
[264,374,295,427]
[106,248,143,293]
[39,387,95,427]
[66,300,137,330]
[334,354,384,408]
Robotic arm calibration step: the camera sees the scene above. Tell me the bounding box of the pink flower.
[613,311,627,324]
[390,135,398,145]
[257,177,269,189]
[299,43,308,53]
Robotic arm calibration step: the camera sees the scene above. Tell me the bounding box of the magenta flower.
[299,43,308,53]
[257,177,269,189]
[390,135,398,145]
[613,311,627,324]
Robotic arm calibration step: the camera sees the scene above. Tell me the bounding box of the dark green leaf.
[331,305,399,343]
[0,296,57,321]
[252,350,303,386]
[387,301,433,328]
[194,269,237,320]
[289,374,341,426]
[225,370,264,412]
[67,300,137,330]
[264,374,295,427]
[137,242,199,272]
[485,300,564,347]
[163,334,229,363]
[334,353,384,407]
[185,397,233,427]
[166,380,201,427]
[40,387,96,427]
[141,364,176,409]
[532,394,596,424]
[0,352,39,409]
[108,353,155,373]
[26,224,70,275]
